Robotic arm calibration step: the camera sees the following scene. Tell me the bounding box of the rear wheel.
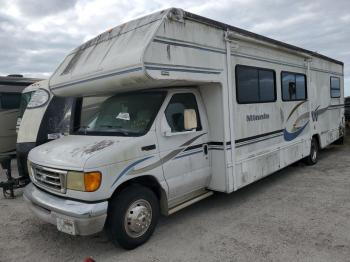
[106,185,159,250]
[305,137,319,165]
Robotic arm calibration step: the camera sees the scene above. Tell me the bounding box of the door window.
[165,93,202,132]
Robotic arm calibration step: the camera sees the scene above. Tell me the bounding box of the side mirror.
[184,109,197,130]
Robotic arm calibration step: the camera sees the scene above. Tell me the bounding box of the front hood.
[28,135,134,170]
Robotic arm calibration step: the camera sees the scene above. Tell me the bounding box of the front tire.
[305,137,319,165]
[106,185,159,250]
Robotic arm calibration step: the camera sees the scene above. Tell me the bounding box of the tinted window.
[281,72,307,101]
[295,74,306,99]
[259,70,275,102]
[0,93,21,109]
[236,65,276,103]
[165,93,202,132]
[330,77,340,98]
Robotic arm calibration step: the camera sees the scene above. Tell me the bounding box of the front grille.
[31,164,67,193]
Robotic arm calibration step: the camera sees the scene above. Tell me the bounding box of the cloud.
[15,0,78,17]
[0,0,349,94]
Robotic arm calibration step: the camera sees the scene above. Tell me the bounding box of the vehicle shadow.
[3,137,349,260]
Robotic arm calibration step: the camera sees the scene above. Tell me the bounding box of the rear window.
[0,93,21,109]
[330,76,340,98]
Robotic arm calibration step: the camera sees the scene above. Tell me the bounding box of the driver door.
[157,91,210,203]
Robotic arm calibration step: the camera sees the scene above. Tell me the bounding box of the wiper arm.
[98,125,130,136]
[99,125,122,129]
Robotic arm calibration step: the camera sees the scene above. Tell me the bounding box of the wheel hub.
[125,199,152,238]
[311,142,317,161]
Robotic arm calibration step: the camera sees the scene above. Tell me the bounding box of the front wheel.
[106,185,159,250]
[304,137,319,165]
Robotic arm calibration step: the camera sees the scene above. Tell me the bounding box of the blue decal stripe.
[283,121,309,141]
[111,156,153,188]
[236,133,283,148]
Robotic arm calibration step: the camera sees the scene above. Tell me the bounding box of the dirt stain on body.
[71,140,115,157]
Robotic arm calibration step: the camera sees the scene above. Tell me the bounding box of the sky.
[0,0,349,95]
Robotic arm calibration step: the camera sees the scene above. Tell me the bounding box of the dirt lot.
[1,138,350,262]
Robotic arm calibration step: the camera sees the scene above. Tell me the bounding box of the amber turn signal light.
[84,172,102,192]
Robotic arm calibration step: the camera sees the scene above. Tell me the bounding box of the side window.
[236,65,276,104]
[0,93,21,109]
[330,76,340,98]
[281,72,307,101]
[165,93,202,132]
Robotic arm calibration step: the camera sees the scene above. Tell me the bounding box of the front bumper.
[23,183,108,236]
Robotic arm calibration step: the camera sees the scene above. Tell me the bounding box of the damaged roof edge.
[62,7,343,66]
[69,9,172,54]
[181,9,343,66]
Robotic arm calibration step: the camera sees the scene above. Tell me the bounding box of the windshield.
[18,91,35,119]
[75,91,166,136]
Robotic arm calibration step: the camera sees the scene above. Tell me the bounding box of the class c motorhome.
[23,8,344,249]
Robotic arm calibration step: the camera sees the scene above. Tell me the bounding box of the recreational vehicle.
[0,75,41,157]
[23,8,344,249]
[16,80,75,178]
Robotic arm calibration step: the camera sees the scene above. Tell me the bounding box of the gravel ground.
[1,138,350,262]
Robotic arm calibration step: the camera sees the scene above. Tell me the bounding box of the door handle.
[141,144,156,151]
[203,144,208,155]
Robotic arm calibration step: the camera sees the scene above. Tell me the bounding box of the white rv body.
[24,8,344,245]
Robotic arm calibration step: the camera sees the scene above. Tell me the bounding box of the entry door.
[157,92,210,201]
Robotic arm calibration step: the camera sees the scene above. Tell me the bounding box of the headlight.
[27,89,50,109]
[66,171,102,192]
[27,161,34,180]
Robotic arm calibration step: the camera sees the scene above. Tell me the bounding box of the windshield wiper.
[99,125,122,129]
[98,125,131,136]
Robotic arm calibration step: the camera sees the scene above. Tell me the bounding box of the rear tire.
[106,185,159,250]
[305,137,319,165]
